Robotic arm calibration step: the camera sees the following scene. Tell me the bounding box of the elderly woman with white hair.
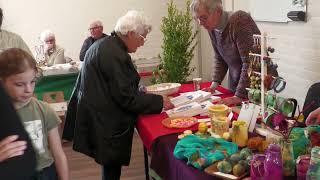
[63,10,173,180]
[40,30,66,66]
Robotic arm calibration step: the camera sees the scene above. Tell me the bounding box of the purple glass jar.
[250,154,266,179]
[264,144,283,180]
[296,155,311,180]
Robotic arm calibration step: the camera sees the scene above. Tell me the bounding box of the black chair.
[303,82,320,122]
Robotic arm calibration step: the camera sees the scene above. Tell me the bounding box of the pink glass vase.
[250,154,266,180]
[264,144,283,180]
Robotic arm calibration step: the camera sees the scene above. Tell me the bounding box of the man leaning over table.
[65,10,174,180]
[190,0,260,105]
[0,8,32,54]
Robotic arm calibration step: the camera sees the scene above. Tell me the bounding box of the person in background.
[0,83,36,180]
[190,0,262,105]
[66,10,173,180]
[0,8,32,54]
[306,107,320,126]
[40,30,66,66]
[79,20,107,61]
[0,48,69,180]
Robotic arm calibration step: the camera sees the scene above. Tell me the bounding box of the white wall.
[0,0,199,78]
[201,0,320,107]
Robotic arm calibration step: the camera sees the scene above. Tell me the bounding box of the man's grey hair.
[89,20,103,28]
[114,10,152,36]
[40,30,55,42]
[190,0,223,15]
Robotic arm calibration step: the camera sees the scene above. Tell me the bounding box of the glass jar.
[306,146,320,180]
[296,155,311,180]
[232,120,248,147]
[250,154,266,180]
[280,140,295,176]
[264,144,283,180]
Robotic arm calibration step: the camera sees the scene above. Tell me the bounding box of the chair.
[303,82,320,122]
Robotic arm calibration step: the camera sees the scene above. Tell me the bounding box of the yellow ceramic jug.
[208,104,230,118]
[212,116,230,137]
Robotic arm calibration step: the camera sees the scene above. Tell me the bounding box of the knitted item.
[174,135,238,169]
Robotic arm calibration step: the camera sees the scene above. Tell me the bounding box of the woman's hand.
[162,95,174,110]
[0,135,27,162]
[306,107,320,126]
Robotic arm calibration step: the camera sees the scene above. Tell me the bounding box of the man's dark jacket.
[64,32,163,165]
[79,33,107,61]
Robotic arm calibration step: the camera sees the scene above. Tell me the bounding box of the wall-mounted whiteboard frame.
[250,0,307,23]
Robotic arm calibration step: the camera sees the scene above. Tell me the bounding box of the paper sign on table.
[237,103,260,133]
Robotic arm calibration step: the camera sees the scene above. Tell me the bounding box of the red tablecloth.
[136,82,234,150]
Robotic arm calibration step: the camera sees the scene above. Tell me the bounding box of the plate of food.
[162,116,198,128]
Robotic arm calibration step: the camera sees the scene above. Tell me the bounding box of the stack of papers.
[170,90,211,107]
[166,102,202,118]
[166,101,213,118]
[166,89,224,118]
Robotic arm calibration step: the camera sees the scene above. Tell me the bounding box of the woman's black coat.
[63,33,163,165]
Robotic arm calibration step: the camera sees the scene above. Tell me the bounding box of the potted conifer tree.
[152,0,198,84]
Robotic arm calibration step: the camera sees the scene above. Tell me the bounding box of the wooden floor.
[63,132,147,180]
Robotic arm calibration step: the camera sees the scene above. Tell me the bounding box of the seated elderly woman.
[40,30,66,66]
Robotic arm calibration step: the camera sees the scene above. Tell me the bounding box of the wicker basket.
[146,83,181,96]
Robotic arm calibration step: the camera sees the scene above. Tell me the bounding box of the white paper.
[238,103,261,133]
[166,102,202,118]
[212,90,223,95]
[170,93,202,107]
[250,105,261,132]
[198,101,213,115]
[210,95,222,103]
[171,90,211,107]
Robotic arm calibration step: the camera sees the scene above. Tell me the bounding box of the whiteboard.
[250,0,307,23]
